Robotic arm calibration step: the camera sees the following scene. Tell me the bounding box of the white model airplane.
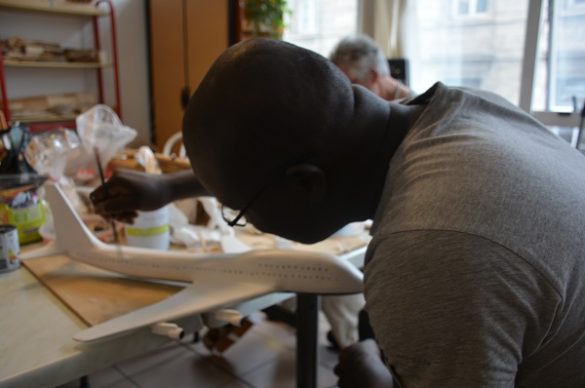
[24,183,363,343]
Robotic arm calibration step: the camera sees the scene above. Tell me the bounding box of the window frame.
[519,0,581,128]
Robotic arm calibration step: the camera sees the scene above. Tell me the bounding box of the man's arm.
[335,339,395,388]
[364,230,559,387]
[90,169,208,222]
[161,169,209,200]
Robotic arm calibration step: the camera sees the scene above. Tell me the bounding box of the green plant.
[243,0,290,39]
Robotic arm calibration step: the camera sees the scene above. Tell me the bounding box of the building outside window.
[455,0,490,16]
[404,0,584,148]
[533,0,585,112]
[283,0,358,58]
[282,0,584,148]
[407,0,530,104]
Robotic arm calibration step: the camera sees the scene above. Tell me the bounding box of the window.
[522,0,585,148]
[406,0,584,149]
[282,0,358,58]
[531,0,585,112]
[455,0,490,16]
[407,0,529,104]
[568,0,585,7]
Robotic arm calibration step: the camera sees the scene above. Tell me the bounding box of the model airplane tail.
[44,183,108,253]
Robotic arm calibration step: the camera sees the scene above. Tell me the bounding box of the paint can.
[0,225,20,273]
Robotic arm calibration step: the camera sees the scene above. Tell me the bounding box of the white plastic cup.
[125,206,170,250]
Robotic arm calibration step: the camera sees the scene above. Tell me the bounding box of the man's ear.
[285,163,327,203]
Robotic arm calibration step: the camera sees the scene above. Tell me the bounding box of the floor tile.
[316,364,339,388]
[252,313,339,370]
[117,343,233,388]
[218,380,255,388]
[239,348,296,388]
[202,331,290,377]
[103,311,343,388]
[252,319,297,350]
[57,377,87,388]
[115,342,187,376]
[90,367,136,388]
[58,367,133,388]
[96,379,139,388]
[237,348,338,388]
[317,345,339,370]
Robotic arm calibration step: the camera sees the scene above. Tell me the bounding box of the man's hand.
[90,169,171,223]
[334,339,395,388]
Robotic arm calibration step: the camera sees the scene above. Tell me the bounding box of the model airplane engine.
[151,322,184,340]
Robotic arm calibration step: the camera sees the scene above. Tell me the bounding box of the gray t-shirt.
[364,82,585,387]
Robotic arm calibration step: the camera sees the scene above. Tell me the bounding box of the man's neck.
[343,87,424,220]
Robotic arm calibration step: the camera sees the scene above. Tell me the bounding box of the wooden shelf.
[0,0,107,17]
[0,0,121,127]
[3,59,110,69]
[12,114,77,123]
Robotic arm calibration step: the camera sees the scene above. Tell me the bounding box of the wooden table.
[0,231,369,388]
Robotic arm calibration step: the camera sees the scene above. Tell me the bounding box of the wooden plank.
[149,0,229,150]
[186,0,229,93]
[0,0,107,16]
[3,60,110,69]
[23,255,181,326]
[149,0,185,150]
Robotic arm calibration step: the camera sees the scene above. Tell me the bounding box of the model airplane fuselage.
[26,183,363,343]
[70,242,362,295]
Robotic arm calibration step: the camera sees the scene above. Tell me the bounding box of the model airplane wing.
[74,280,273,343]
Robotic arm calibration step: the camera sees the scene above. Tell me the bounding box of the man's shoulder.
[365,229,513,269]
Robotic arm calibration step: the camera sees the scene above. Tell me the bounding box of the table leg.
[296,293,319,388]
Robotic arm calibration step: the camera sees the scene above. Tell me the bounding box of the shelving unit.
[0,0,121,130]
[3,59,110,69]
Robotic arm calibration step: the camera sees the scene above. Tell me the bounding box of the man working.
[330,34,411,100]
[92,38,585,387]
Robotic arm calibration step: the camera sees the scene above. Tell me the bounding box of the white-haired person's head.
[330,35,410,100]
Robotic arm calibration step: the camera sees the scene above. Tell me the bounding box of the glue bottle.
[124,146,170,250]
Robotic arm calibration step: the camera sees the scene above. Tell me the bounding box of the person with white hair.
[330,34,411,100]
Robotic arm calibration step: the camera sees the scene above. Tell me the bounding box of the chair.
[387,58,410,86]
[162,132,186,158]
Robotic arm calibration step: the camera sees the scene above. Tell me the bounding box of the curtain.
[359,0,411,59]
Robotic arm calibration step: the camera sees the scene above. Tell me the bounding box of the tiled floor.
[58,312,340,388]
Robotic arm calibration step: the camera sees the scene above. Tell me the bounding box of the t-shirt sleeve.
[364,230,559,388]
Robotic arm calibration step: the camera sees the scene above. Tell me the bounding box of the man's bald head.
[183,38,354,205]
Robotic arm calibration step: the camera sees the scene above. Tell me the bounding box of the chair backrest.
[162,132,186,158]
[387,58,410,86]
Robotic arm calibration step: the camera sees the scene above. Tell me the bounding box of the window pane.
[282,0,358,58]
[533,0,585,112]
[458,0,470,15]
[407,0,529,104]
[476,0,489,13]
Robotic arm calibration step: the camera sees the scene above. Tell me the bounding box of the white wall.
[107,0,150,146]
[0,0,151,146]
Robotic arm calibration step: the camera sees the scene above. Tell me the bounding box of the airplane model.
[23,183,363,344]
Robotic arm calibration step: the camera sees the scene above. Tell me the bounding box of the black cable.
[576,99,585,151]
